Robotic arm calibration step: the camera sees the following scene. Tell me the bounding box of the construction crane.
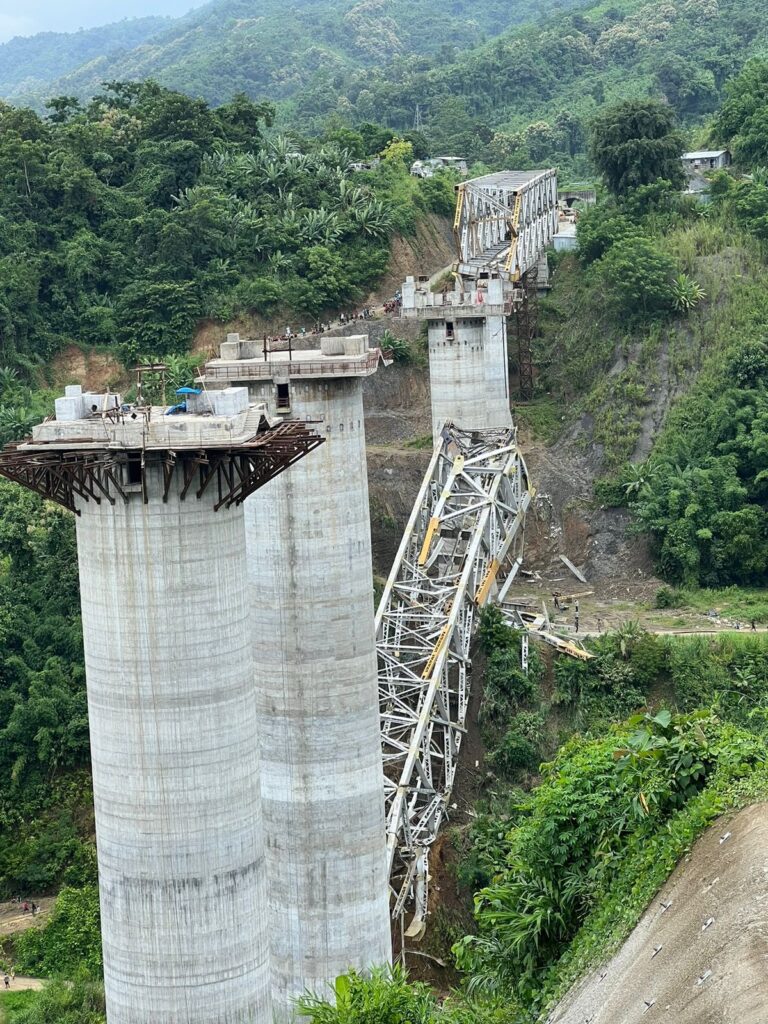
[376,423,532,936]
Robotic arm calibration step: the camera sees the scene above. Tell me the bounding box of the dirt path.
[0,976,44,993]
[0,899,54,938]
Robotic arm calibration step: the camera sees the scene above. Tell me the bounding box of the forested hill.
[0,0,585,112]
[0,82,452,388]
[0,18,169,108]
[311,0,768,173]
[4,0,768,179]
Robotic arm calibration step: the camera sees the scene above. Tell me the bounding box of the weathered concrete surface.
[427,312,512,435]
[243,376,391,1021]
[76,466,271,1024]
[550,803,768,1024]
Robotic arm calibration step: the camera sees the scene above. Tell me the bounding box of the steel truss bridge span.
[453,168,558,283]
[375,424,532,934]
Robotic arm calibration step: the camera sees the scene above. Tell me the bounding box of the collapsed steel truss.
[376,423,532,933]
[454,169,558,282]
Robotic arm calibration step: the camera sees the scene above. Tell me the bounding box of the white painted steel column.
[245,377,391,1021]
[76,465,271,1024]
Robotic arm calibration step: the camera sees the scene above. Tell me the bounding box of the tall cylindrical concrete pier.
[0,385,322,1024]
[401,275,512,436]
[427,314,511,433]
[204,337,392,1021]
[78,468,269,1024]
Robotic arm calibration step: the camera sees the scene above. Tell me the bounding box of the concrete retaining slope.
[549,803,768,1024]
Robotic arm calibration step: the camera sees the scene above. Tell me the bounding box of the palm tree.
[352,199,393,238]
[623,459,659,499]
[299,208,341,244]
[0,365,20,400]
[0,404,37,443]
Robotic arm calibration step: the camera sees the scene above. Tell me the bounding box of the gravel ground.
[549,803,768,1024]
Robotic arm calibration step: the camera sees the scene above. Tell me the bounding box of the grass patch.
[513,398,562,442]
[655,585,768,623]
[0,991,38,1021]
[403,434,434,450]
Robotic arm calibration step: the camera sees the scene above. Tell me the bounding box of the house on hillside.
[410,156,469,178]
[681,149,731,173]
[681,149,731,198]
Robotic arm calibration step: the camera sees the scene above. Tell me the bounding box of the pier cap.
[0,385,323,513]
[203,333,393,386]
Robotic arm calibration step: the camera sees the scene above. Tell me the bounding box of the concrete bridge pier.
[0,384,323,1024]
[204,336,392,1022]
[402,274,512,435]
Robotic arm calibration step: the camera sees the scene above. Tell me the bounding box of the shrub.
[655,585,682,608]
[594,237,677,320]
[14,885,103,978]
[489,712,546,776]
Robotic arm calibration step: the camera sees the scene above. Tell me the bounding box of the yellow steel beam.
[422,622,451,679]
[418,455,463,566]
[475,558,500,606]
[453,184,465,233]
[418,517,440,566]
[504,192,523,275]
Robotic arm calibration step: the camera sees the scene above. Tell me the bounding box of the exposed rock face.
[550,803,768,1024]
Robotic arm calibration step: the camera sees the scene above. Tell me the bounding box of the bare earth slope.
[550,803,768,1024]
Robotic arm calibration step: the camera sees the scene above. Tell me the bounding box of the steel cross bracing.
[454,169,558,282]
[375,423,532,933]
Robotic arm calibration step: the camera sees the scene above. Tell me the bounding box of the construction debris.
[559,554,588,583]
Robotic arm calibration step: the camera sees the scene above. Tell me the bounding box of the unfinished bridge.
[380,168,558,936]
[453,169,558,285]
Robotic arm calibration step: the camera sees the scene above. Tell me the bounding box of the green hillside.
[0,17,169,108]
[0,0,587,111]
[302,0,768,172]
[4,0,768,179]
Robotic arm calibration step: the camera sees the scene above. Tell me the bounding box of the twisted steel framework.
[376,423,532,933]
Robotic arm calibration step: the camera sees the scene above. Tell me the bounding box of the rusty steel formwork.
[0,420,324,513]
[508,264,540,401]
[375,423,532,937]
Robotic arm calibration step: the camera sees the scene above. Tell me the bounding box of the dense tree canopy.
[589,100,685,196]
[712,58,768,167]
[0,81,449,370]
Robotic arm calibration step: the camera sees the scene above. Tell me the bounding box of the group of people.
[552,592,581,633]
[339,307,375,324]
[10,897,39,915]
[266,307,378,346]
[384,290,402,315]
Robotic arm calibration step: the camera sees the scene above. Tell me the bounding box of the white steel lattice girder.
[375,424,532,931]
[454,169,558,281]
